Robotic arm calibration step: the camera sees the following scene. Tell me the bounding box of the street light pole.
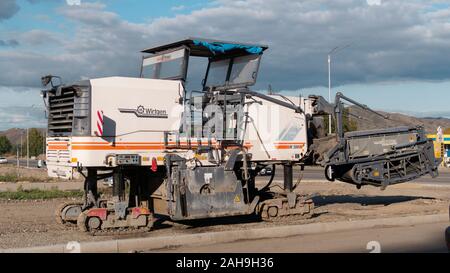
[328,53,332,135]
[327,44,352,135]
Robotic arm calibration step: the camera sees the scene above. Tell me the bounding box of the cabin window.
[141,47,188,81]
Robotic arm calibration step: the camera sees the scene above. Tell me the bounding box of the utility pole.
[27,127,29,168]
[16,146,19,178]
[25,104,38,168]
[43,131,46,156]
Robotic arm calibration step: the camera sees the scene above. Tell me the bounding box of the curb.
[413,183,450,188]
[2,213,447,253]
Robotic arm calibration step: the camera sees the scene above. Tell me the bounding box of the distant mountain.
[347,107,450,134]
[0,128,46,145]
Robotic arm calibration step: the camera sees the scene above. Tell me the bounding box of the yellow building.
[427,128,450,159]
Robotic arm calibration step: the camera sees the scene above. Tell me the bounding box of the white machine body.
[45,76,313,179]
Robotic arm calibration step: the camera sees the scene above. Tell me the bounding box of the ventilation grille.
[48,88,75,136]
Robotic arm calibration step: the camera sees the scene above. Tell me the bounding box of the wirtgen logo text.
[119,105,168,119]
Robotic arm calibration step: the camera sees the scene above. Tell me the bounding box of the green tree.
[323,107,358,135]
[0,136,12,155]
[23,129,45,157]
[343,108,358,132]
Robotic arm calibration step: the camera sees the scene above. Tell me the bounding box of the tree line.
[323,107,358,135]
[0,129,45,157]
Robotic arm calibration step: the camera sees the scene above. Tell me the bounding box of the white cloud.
[4,0,450,128]
[2,0,450,91]
[367,0,381,6]
[18,29,62,45]
[66,0,81,6]
[0,86,46,130]
[171,5,185,12]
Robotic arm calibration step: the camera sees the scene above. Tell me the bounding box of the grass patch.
[0,172,52,183]
[0,186,83,200]
[0,173,20,182]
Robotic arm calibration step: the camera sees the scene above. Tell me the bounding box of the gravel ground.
[0,181,448,249]
[0,165,51,181]
[0,165,83,183]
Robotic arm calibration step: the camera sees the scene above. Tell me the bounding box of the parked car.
[259,166,273,176]
[446,205,450,252]
[37,160,46,168]
[0,157,8,164]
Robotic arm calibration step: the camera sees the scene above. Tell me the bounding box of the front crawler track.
[257,193,315,221]
[76,207,154,235]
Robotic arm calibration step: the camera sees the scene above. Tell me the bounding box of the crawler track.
[55,201,84,225]
[258,196,315,222]
[76,210,154,236]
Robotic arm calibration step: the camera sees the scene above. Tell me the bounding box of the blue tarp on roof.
[193,40,263,55]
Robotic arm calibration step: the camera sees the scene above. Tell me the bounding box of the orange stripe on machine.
[274,142,305,150]
[48,145,69,150]
[47,142,69,145]
[71,141,219,145]
[72,145,166,150]
[71,141,254,151]
[72,144,254,151]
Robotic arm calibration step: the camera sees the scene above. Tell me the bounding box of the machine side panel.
[46,137,76,179]
[53,77,184,168]
[89,77,182,136]
[244,95,308,162]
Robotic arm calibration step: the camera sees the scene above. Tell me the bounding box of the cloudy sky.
[1,0,450,130]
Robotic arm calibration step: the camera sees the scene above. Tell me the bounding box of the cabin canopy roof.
[141,37,268,57]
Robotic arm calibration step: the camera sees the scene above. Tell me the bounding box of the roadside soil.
[0,180,448,249]
[0,165,52,181]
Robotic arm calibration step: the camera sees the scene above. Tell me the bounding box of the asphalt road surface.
[1,160,449,186]
[264,166,450,186]
[3,158,40,168]
[152,221,449,253]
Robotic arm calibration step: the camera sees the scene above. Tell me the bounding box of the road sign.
[437,126,444,143]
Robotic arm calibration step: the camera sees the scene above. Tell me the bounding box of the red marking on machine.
[151,157,158,172]
[131,207,150,219]
[95,110,104,137]
[87,208,107,220]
